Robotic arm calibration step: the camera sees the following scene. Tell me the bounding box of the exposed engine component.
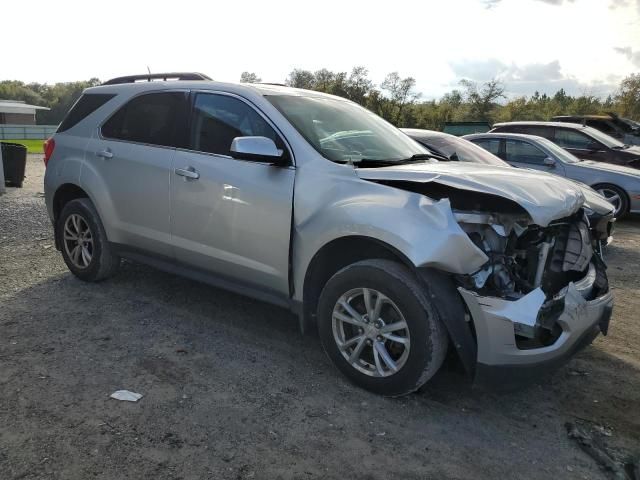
[456,210,597,301]
[454,208,609,346]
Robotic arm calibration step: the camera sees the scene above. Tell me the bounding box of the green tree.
[459,79,505,122]
[616,73,640,119]
[380,72,420,124]
[239,72,261,83]
[286,69,316,89]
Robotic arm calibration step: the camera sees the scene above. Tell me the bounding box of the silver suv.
[44,72,614,395]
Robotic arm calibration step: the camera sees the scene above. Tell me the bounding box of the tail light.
[44,138,55,167]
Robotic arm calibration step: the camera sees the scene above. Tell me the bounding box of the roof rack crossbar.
[102,72,212,86]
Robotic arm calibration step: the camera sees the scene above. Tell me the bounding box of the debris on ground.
[110,390,143,402]
[565,422,639,480]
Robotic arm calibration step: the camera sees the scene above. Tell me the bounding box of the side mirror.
[230,136,287,165]
[543,157,556,167]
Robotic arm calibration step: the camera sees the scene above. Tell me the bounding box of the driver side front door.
[504,139,566,176]
[170,92,295,300]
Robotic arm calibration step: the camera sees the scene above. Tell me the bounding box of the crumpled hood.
[356,162,585,226]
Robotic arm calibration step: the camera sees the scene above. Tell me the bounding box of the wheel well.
[301,236,414,333]
[53,184,89,222]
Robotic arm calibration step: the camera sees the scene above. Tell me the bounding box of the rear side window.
[519,126,552,138]
[57,93,116,132]
[190,93,286,157]
[102,92,188,148]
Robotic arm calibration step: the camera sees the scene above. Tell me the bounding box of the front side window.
[505,140,548,164]
[266,95,428,164]
[537,137,581,163]
[101,92,188,147]
[554,129,595,149]
[190,93,286,157]
[587,120,617,135]
[582,126,625,148]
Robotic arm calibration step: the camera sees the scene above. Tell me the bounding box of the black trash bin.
[1,142,28,188]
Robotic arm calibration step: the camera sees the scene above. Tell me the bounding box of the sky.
[1,0,639,99]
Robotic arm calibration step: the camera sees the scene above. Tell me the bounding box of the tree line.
[1,70,638,129]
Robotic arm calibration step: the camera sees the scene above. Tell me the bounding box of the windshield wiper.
[335,152,444,168]
[612,144,631,150]
[395,153,448,163]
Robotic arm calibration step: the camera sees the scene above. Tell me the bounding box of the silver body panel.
[466,132,640,213]
[44,80,614,377]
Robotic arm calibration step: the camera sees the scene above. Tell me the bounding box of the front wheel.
[593,183,629,218]
[317,259,448,396]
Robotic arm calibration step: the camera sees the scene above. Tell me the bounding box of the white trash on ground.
[110,390,143,402]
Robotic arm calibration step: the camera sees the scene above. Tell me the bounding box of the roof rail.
[256,82,288,87]
[102,72,212,86]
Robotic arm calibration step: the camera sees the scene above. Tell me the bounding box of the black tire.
[317,259,448,396]
[592,183,629,218]
[56,198,120,282]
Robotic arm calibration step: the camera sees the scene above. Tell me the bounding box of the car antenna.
[147,66,152,82]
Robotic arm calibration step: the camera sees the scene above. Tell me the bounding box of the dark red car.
[491,121,640,169]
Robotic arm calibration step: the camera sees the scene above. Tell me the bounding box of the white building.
[0,100,50,125]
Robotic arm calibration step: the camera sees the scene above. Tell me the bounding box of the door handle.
[174,167,200,180]
[96,149,113,159]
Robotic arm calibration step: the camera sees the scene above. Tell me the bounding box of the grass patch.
[0,139,44,154]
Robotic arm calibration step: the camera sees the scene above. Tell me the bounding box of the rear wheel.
[593,183,629,218]
[317,259,448,396]
[57,198,120,281]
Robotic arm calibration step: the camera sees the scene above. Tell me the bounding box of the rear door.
[504,139,566,175]
[170,91,295,297]
[85,91,189,257]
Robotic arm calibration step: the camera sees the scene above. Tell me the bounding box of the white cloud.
[615,46,640,67]
[449,59,617,97]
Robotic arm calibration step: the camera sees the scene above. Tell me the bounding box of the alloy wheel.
[332,287,410,377]
[63,213,94,269]
[597,187,623,217]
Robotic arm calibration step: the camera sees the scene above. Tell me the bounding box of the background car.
[465,132,640,218]
[402,128,617,227]
[490,121,640,169]
[551,114,640,145]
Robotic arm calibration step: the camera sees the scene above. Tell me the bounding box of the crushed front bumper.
[459,261,614,390]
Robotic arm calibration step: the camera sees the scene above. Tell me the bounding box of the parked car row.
[45,73,616,396]
[491,121,640,169]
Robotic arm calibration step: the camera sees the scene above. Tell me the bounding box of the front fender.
[292,168,488,301]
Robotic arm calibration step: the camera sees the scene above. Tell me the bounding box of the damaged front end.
[355,162,614,388]
[454,209,614,389]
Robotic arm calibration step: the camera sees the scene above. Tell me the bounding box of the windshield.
[266,95,430,164]
[536,137,582,163]
[420,135,509,166]
[583,126,626,149]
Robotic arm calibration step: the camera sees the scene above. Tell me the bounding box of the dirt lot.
[1,156,639,479]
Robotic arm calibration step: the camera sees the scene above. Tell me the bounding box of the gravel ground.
[1,156,639,479]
